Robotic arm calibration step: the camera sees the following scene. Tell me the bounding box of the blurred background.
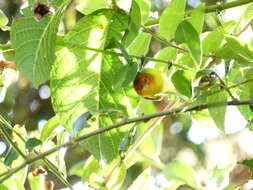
[1,0,253,189]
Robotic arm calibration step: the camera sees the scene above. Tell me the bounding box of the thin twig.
[144,0,253,26]
[0,99,252,183]
[68,44,192,71]
[236,17,253,36]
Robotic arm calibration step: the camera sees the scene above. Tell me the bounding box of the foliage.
[0,0,253,189]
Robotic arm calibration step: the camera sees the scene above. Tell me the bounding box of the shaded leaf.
[25,138,42,152]
[171,70,192,98]
[114,63,138,89]
[122,0,141,47]
[72,112,92,134]
[159,0,186,41]
[4,147,19,167]
[175,20,202,65]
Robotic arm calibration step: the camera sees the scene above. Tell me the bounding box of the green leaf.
[122,0,141,47]
[76,0,108,14]
[242,67,253,98]
[159,0,186,41]
[171,70,192,98]
[4,147,19,167]
[69,161,85,176]
[10,0,71,87]
[195,69,214,79]
[211,164,234,189]
[175,53,196,68]
[207,90,227,131]
[137,99,163,158]
[135,0,151,24]
[0,184,9,190]
[128,168,151,190]
[28,173,44,190]
[40,115,60,142]
[225,35,253,64]
[163,161,199,189]
[51,10,138,163]
[25,138,42,152]
[175,20,202,65]
[128,32,151,56]
[0,9,8,27]
[82,156,100,183]
[234,3,253,34]
[107,164,127,190]
[155,46,178,61]
[242,159,253,171]
[202,29,224,54]
[114,63,138,89]
[28,0,35,7]
[237,90,252,120]
[189,4,205,34]
[64,9,129,47]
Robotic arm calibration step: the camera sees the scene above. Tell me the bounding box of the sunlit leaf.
[175,20,202,65]
[189,4,205,34]
[128,168,151,190]
[10,0,71,87]
[163,161,199,189]
[76,0,108,14]
[40,115,60,142]
[207,90,227,132]
[225,35,253,64]
[159,0,186,41]
[135,0,151,24]
[82,156,100,183]
[202,29,224,54]
[128,32,151,56]
[51,9,138,163]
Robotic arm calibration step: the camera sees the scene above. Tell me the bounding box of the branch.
[0,99,252,183]
[0,115,73,188]
[144,0,253,26]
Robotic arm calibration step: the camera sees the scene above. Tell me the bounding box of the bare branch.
[0,99,252,183]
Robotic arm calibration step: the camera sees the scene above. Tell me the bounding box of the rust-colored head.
[133,68,168,99]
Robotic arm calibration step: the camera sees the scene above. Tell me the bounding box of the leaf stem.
[77,45,193,71]
[1,99,252,183]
